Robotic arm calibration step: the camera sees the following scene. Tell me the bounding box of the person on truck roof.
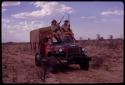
[61,20,75,41]
[61,20,72,32]
[51,19,62,43]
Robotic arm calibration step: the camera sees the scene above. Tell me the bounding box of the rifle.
[58,16,64,24]
[56,16,64,32]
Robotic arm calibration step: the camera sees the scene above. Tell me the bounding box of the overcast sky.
[2,1,124,42]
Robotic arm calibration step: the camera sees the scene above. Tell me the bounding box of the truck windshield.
[62,35,74,43]
[52,35,74,45]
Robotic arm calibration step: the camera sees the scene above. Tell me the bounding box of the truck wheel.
[35,53,41,66]
[80,61,89,70]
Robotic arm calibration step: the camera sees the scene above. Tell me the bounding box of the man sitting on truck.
[61,20,75,42]
[51,19,62,43]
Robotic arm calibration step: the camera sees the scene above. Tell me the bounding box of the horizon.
[2,38,123,43]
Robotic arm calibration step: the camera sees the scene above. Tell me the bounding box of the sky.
[2,1,124,42]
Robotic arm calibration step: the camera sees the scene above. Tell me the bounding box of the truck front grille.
[68,47,81,55]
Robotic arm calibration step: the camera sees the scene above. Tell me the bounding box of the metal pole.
[68,14,75,44]
[68,14,70,23]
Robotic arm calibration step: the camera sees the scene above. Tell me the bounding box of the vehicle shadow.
[55,64,80,73]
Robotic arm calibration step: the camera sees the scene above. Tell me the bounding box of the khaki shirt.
[61,24,70,32]
[51,24,61,32]
[51,25,57,32]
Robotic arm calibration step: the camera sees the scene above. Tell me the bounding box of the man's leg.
[53,34,60,42]
[57,34,62,41]
[57,33,62,42]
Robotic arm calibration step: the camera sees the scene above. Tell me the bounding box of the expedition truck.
[30,26,91,74]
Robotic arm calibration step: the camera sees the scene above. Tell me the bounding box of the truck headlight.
[82,48,85,51]
[82,48,87,54]
[59,48,63,52]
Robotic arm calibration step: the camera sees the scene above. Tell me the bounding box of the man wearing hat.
[61,20,71,32]
[51,19,62,43]
[61,20,74,42]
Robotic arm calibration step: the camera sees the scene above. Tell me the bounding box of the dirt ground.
[2,40,124,83]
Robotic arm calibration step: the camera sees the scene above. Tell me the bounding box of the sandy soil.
[2,40,123,84]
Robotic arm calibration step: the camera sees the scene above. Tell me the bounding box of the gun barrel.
[59,16,64,24]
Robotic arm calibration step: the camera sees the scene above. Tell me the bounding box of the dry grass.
[2,39,123,83]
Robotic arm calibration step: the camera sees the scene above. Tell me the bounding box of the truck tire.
[79,60,89,71]
[35,53,42,66]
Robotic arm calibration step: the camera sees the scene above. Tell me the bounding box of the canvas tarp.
[30,26,52,51]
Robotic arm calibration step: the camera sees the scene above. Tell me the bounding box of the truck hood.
[53,43,80,51]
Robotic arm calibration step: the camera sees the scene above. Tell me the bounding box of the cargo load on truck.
[30,26,52,52]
